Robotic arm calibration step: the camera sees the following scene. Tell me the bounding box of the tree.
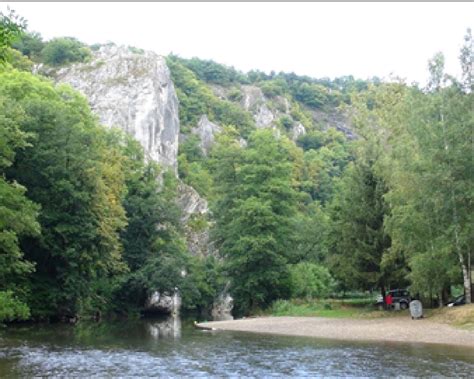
[0,8,26,64]
[2,71,127,318]
[12,31,44,60]
[211,129,299,314]
[327,147,397,296]
[384,76,473,304]
[41,37,91,66]
[289,262,334,299]
[0,94,39,321]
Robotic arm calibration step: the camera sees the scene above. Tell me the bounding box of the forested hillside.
[1,9,472,322]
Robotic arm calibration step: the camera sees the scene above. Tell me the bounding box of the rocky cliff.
[54,45,180,174]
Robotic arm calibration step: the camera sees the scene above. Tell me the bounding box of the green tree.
[326,140,403,296]
[0,94,39,321]
[384,63,473,304]
[12,31,44,60]
[41,37,91,66]
[114,138,191,311]
[288,262,335,299]
[211,129,299,314]
[0,8,26,64]
[2,71,127,319]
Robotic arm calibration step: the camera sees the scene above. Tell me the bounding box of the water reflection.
[146,316,181,339]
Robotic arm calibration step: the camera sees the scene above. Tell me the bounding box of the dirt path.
[197,316,474,348]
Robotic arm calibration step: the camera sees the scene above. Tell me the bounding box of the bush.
[260,80,286,98]
[271,299,292,314]
[12,31,44,60]
[41,37,91,66]
[0,291,30,323]
[289,262,335,298]
[278,115,294,130]
[227,87,243,102]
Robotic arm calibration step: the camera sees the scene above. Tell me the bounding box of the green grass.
[265,298,406,319]
[267,299,375,318]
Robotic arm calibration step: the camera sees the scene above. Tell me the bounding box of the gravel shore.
[197,316,474,348]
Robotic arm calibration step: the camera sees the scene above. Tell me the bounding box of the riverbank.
[197,306,474,348]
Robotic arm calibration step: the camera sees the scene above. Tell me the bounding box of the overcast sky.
[3,2,473,85]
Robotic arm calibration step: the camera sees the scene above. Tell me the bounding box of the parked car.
[375,289,411,310]
[447,295,465,307]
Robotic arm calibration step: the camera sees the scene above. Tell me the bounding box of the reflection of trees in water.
[146,316,181,339]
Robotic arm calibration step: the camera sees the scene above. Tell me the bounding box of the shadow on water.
[1,316,473,377]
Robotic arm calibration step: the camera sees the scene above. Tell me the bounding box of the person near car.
[385,292,393,310]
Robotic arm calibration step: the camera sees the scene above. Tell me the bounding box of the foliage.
[41,37,91,66]
[211,129,299,314]
[260,79,287,98]
[167,56,255,137]
[0,290,30,322]
[269,298,371,318]
[1,71,127,318]
[288,262,335,298]
[115,143,188,310]
[0,94,39,309]
[297,129,352,205]
[326,147,395,294]
[173,56,248,86]
[0,8,26,64]
[277,115,293,130]
[12,31,44,60]
[382,70,473,302]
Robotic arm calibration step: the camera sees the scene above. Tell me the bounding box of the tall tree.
[116,137,189,310]
[0,8,26,64]
[327,146,398,296]
[211,129,299,314]
[2,71,127,318]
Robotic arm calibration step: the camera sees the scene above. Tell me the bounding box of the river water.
[1,316,473,377]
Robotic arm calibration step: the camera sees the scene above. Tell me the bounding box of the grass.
[265,299,474,329]
[266,298,387,319]
[426,304,474,330]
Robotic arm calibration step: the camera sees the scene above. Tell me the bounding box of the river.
[1,316,473,377]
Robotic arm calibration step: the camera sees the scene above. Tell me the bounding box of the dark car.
[447,295,465,307]
[375,289,411,310]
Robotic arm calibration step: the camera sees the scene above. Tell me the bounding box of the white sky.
[3,2,473,85]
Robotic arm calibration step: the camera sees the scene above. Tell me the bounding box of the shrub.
[0,291,30,323]
[278,115,294,130]
[289,262,335,298]
[227,87,243,102]
[41,37,91,66]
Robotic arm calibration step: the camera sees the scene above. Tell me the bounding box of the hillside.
[2,23,472,321]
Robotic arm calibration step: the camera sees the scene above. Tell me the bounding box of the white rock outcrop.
[291,122,306,141]
[54,45,180,174]
[241,85,275,128]
[191,115,222,156]
[145,291,181,315]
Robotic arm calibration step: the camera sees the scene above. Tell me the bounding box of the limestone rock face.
[54,45,180,173]
[312,108,354,139]
[191,115,222,156]
[211,283,234,321]
[177,182,209,223]
[145,291,181,315]
[291,122,306,141]
[177,182,213,256]
[241,85,274,128]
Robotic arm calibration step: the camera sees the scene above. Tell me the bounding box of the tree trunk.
[439,111,471,305]
[380,285,386,310]
[455,235,471,304]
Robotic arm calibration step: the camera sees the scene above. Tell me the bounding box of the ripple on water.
[0,321,473,378]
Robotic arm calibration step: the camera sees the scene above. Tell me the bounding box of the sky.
[3,2,473,85]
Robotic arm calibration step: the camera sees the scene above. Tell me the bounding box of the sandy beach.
[197,316,474,348]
